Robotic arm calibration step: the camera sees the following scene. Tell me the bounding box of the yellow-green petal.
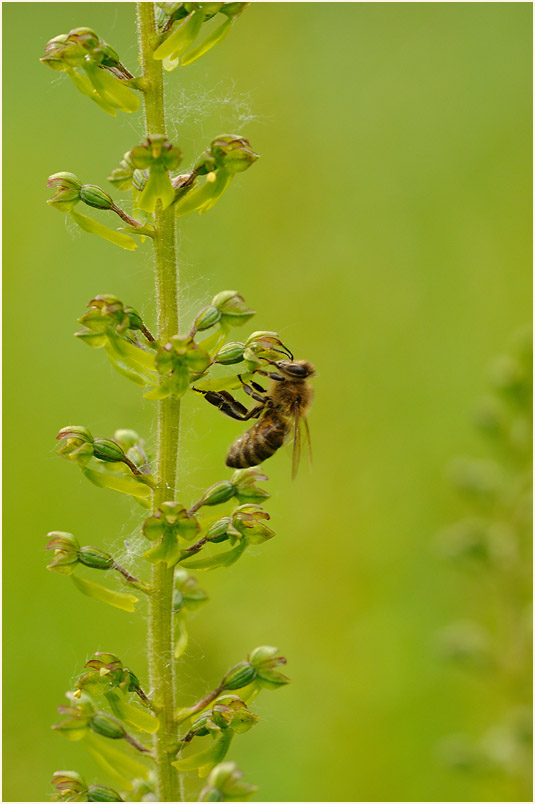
[81,466,153,499]
[70,209,138,251]
[84,732,149,790]
[181,18,232,66]
[71,575,138,612]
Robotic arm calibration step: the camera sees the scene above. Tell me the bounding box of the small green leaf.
[71,575,138,612]
[179,540,247,570]
[70,209,138,251]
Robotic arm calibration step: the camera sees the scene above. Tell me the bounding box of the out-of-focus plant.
[436,329,532,800]
[42,5,294,801]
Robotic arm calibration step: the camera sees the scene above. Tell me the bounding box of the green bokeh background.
[3,3,532,802]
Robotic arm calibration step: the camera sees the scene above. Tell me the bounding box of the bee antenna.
[272,346,294,360]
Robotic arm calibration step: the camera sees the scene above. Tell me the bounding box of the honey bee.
[195,354,315,477]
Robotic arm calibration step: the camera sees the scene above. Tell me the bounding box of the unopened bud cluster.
[56,427,136,470]
[46,532,114,575]
[41,27,139,115]
[223,646,289,691]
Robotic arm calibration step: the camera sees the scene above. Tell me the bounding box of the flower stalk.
[137,3,182,800]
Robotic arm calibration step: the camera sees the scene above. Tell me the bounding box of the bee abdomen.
[226,417,288,468]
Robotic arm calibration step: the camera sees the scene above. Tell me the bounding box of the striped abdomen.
[226,413,289,468]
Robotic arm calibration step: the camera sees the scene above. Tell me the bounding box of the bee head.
[273,359,315,379]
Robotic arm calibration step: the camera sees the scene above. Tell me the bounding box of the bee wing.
[303,415,312,469]
[291,404,302,480]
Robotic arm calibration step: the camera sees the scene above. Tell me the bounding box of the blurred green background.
[3,3,532,802]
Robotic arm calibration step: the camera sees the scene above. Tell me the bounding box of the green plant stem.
[137,3,181,801]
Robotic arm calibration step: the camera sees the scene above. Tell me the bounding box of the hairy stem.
[137,3,181,801]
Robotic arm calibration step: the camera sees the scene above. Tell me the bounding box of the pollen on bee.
[206,171,217,183]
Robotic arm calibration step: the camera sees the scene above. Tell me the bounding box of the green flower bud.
[210,135,259,174]
[96,40,121,68]
[247,646,289,688]
[78,545,114,570]
[93,438,126,463]
[56,425,93,444]
[205,517,232,543]
[194,305,221,332]
[215,342,245,365]
[222,662,257,691]
[45,530,80,570]
[231,505,274,543]
[41,35,70,71]
[56,427,95,466]
[90,713,125,740]
[80,184,114,210]
[211,291,255,327]
[81,653,145,699]
[244,331,293,362]
[51,770,87,801]
[107,152,136,191]
[211,290,240,309]
[53,695,94,739]
[124,306,144,331]
[248,645,280,667]
[87,785,124,802]
[66,27,100,51]
[47,172,82,211]
[231,467,270,503]
[199,480,235,507]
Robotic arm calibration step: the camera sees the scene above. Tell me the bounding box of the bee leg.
[255,369,285,382]
[250,380,267,393]
[237,375,269,404]
[193,388,264,422]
